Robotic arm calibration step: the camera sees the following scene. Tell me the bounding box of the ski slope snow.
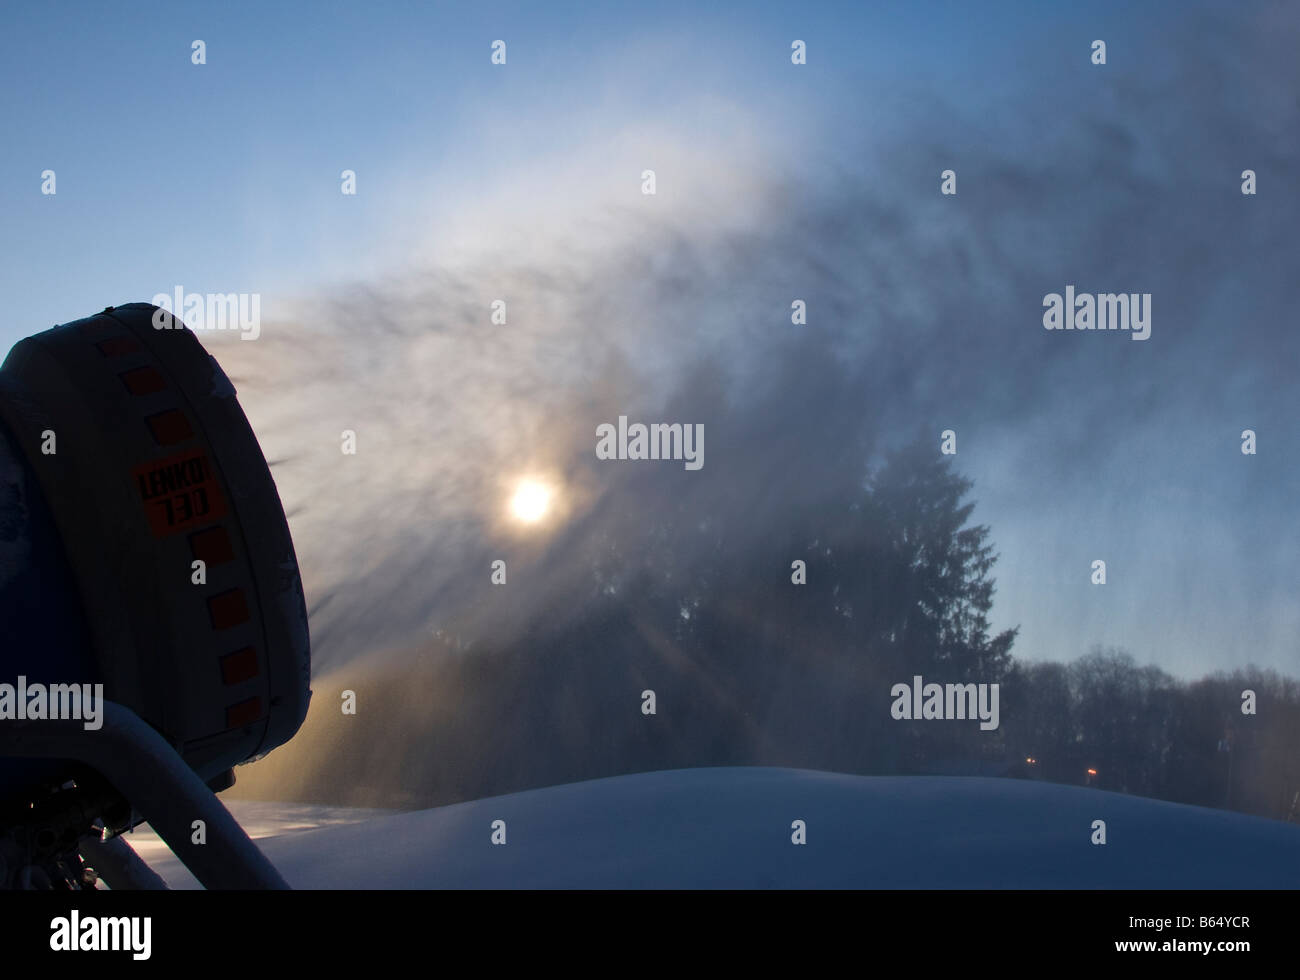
[131,768,1300,889]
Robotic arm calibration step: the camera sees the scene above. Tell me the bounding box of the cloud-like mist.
[206,5,1299,802]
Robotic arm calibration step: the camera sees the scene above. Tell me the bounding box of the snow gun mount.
[0,304,310,889]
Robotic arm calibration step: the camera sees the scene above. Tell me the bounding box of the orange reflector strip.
[190,525,236,565]
[145,409,194,446]
[96,336,142,357]
[225,697,263,729]
[220,647,260,685]
[119,366,168,396]
[207,589,250,630]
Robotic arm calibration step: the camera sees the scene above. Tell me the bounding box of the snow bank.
[140,768,1300,888]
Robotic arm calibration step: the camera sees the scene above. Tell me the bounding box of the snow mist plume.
[207,8,1300,806]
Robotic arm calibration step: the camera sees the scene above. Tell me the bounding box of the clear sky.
[1,1,1295,680]
[0,0,1152,339]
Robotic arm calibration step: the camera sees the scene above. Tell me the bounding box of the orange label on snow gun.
[132,450,228,537]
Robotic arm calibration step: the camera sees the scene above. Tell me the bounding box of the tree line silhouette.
[261,441,1300,824]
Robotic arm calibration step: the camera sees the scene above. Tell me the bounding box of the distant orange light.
[1026,757,1036,764]
[1087,768,1098,776]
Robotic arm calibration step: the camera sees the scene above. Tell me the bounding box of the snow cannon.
[0,304,310,889]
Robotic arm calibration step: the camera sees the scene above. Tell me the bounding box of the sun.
[509,479,552,523]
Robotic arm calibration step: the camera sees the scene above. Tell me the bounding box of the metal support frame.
[79,834,170,890]
[0,700,289,889]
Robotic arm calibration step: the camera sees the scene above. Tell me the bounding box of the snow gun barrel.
[0,304,310,888]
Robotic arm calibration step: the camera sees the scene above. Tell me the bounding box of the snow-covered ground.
[129,768,1300,888]
[125,801,394,889]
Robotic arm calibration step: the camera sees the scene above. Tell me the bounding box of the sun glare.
[510,480,552,523]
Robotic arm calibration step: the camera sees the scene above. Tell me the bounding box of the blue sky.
[0,0,1156,339]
